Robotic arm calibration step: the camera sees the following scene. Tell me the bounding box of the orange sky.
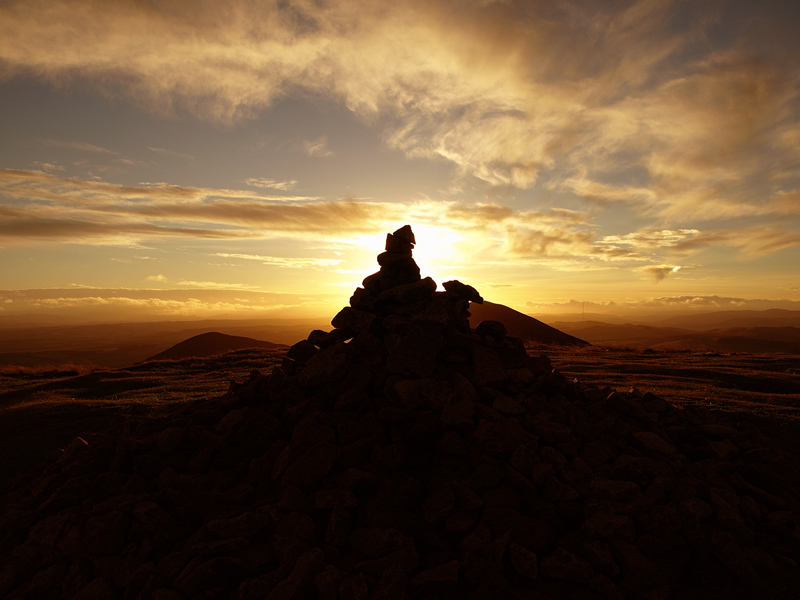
[0,0,798,323]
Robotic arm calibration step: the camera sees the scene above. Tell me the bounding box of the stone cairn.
[2,225,800,599]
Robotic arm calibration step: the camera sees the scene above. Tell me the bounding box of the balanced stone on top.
[385,233,413,255]
[347,225,480,333]
[361,224,422,292]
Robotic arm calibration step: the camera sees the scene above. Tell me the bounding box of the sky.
[1,0,799,324]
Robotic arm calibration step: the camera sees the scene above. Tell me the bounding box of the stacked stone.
[2,226,800,599]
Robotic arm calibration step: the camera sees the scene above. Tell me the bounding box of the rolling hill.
[552,320,800,353]
[469,301,589,346]
[143,331,287,362]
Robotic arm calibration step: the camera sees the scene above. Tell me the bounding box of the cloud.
[595,229,700,258]
[642,264,681,282]
[245,177,298,191]
[671,226,800,257]
[43,139,116,154]
[215,253,343,269]
[526,295,800,316]
[0,288,335,318]
[174,280,261,290]
[302,136,334,158]
[146,274,167,282]
[31,161,65,172]
[506,226,595,259]
[1,167,797,277]
[147,147,194,160]
[0,0,797,226]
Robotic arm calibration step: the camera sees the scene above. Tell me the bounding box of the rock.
[540,548,594,582]
[475,320,506,339]
[392,224,416,245]
[331,307,377,334]
[509,542,538,578]
[443,280,484,304]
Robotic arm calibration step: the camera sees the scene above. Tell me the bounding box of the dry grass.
[0,348,286,490]
[541,344,800,459]
[541,345,800,418]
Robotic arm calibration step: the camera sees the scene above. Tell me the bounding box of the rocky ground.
[2,226,799,599]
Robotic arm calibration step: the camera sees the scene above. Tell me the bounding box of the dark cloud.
[642,264,680,282]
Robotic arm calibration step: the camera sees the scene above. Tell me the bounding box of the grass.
[542,344,800,459]
[0,348,286,490]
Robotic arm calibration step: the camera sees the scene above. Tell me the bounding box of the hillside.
[470,301,589,347]
[143,331,287,362]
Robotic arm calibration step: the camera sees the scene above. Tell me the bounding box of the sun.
[405,223,464,288]
[339,223,466,293]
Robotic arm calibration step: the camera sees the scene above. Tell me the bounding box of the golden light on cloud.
[0,0,798,319]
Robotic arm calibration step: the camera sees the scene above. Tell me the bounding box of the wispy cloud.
[0,288,334,318]
[302,136,334,158]
[671,226,800,258]
[31,161,65,172]
[527,295,800,315]
[215,253,343,269]
[42,139,116,154]
[174,280,261,290]
[2,168,797,278]
[245,177,298,191]
[147,146,194,160]
[1,0,797,226]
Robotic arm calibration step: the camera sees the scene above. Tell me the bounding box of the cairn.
[2,225,800,599]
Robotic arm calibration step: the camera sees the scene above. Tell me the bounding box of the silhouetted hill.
[680,326,800,354]
[469,301,589,346]
[554,321,690,339]
[144,331,287,362]
[553,321,800,353]
[0,318,324,369]
[654,308,800,330]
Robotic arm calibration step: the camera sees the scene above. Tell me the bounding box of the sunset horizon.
[2,0,799,326]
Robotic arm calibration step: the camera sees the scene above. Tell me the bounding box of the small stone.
[540,548,594,582]
[632,431,678,456]
[509,543,538,578]
[332,307,377,333]
[377,276,435,304]
[283,442,341,488]
[385,233,414,254]
[409,560,460,589]
[392,224,416,244]
[476,320,507,339]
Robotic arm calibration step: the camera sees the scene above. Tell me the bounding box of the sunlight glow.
[410,223,466,289]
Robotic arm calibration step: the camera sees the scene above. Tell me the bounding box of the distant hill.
[552,320,800,353]
[469,301,589,346]
[653,309,800,331]
[671,326,800,354]
[144,332,287,362]
[551,321,692,345]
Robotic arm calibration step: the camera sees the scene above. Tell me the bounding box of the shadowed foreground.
[2,227,799,599]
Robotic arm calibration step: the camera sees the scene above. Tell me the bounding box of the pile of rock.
[2,225,800,599]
